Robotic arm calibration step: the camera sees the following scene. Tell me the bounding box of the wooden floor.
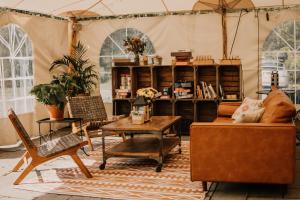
[1,130,300,200]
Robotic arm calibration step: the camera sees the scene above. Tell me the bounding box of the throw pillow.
[232,97,263,120]
[234,108,265,123]
[260,88,296,123]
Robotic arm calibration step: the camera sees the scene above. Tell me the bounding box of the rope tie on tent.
[256,9,260,97]
[229,9,244,56]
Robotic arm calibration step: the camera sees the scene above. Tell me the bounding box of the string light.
[0,7,67,21]
[77,4,300,21]
[0,4,298,22]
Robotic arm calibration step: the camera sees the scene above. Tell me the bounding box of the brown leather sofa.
[190,88,296,190]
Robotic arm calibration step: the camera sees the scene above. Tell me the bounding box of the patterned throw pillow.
[232,97,263,120]
[234,108,265,123]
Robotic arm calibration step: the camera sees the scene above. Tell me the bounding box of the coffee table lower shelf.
[101,137,180,172]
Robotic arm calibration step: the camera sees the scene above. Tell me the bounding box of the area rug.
[15,138,204,200]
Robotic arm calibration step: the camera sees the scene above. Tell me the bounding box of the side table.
[36,118,88,155]
[37,118,83,143]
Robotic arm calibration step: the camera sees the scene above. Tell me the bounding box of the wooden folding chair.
[8,109,92,185]
[67,95,125,151]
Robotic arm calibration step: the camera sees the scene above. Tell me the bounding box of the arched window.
[99,28,155,102]
[0,24,34,117]
[261,20,300,103]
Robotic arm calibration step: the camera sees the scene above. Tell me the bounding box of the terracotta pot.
[46,105,64,120]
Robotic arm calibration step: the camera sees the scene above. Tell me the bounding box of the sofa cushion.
[234,108,265,123]
[260,88,296,123]
[214,117,234,123]
[232,97,263,120]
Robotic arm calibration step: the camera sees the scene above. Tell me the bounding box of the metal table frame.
[37,118,83,144]
[36,117,89,155]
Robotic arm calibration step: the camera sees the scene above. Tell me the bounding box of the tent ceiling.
[0,0,299,18]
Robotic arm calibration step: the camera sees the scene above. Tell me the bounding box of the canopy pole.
[222,9,228,59]
[68,17,77,55]
[68,17,81,72]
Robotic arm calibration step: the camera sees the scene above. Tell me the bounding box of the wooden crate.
[132,66,151,97]
[196,101,218,122]
[219,65,242,101]
[111,61,243,135]
[197,65,218,95]
[153,100,173,116]
[152,66,173,95]
[175,100,194,135]
[113,100,132,116]
[112,66,131,98]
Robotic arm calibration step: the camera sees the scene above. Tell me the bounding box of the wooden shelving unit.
[112,63,242,135]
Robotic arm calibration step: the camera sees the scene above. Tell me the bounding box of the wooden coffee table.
[100,116,182,172]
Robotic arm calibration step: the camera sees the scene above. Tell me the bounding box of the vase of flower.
[123,36,146,65]
[135,87,158,120]
[134,54,140,65]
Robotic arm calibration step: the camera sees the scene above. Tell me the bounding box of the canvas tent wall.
[0,1,299,146]
[0,12,69,145]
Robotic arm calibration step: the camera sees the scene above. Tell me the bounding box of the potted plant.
[49,41,98,97]
[30,81,66,120]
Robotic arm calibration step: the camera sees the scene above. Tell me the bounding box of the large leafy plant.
[30,82,66,110]
[49,41,98,97]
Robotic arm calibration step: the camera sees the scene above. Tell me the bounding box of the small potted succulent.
[30,81,66,120]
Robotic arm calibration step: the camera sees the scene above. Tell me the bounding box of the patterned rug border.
[14,140,205,200]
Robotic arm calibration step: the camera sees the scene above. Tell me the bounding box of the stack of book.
[196,81,217,99]
[174,81,193,99]
[115,74,131,98]
[171,50,192,65]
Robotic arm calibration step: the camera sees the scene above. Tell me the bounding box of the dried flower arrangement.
[123,36,146,64]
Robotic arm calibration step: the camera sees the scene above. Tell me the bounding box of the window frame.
[0,24,34,118]
[99,27,155,103]
[261,20,300,104]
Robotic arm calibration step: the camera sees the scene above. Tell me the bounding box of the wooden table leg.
[178,122,182,154]
[156,131,163,172]
[99,130,106,170]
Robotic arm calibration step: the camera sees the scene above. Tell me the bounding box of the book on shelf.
[199,81,217,100]
[196,85,203,99]
[160,95,171,99]
[200,81,209,99]
[204,82,211,99]
[176,94,193,99]
[174,86,193,99]
[219,84,224,99]
[115,89,130,93]
[208,84,217,99]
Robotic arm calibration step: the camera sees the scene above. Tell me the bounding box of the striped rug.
[15,138,205,200]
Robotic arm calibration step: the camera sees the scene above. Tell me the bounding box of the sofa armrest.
[190,122,296,184]
[217,102,241,117]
